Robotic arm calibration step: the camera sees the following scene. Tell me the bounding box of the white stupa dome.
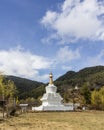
[32,73,74,111]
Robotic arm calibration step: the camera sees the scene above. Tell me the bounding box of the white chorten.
[32,73,73,111]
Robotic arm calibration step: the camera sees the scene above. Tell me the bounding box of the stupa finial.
[49,73,53,85]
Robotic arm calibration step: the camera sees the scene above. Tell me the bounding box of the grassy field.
[0,111,104,130]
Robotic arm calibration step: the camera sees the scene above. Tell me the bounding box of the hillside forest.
[0,65,104,111]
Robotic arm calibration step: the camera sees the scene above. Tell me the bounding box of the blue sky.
[0,0,104,82]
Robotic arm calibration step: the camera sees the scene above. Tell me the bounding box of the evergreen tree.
[81,83,91,105]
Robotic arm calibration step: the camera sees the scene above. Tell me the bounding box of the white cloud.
[41,0,104,43]
[0,46,81,81]
[41,11,57,28]
[0,47,52,81]
[56,46,80,63]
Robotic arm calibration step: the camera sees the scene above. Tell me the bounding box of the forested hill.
[5,76,45,99]
[55,65,104,89]
[4,65,104,100]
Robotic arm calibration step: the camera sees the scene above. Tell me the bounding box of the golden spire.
[49,73,53,85]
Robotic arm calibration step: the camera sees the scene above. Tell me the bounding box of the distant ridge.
[5,75,44,99]
[3,65,104,100]
[55,65,104,88]
[56,66,104,81]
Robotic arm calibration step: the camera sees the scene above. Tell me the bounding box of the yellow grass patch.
[0,111,104,130]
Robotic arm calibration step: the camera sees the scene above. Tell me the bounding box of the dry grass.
[0,111,104,130]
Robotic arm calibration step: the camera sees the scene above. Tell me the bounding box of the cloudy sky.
[0,0,104,82]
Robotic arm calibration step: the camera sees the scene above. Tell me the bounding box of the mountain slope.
[55,65,104,88]
[4,65,104,100]
[5,75,44,99]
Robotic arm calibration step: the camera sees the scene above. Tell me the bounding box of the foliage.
[0,74,18,117]
[0,74,17,100]
[55,65,104,88]
[55,66,104,108]
[91,87,104,110]
[80,83,91,105]
[1,65,104,110]
[6,76,44,99]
